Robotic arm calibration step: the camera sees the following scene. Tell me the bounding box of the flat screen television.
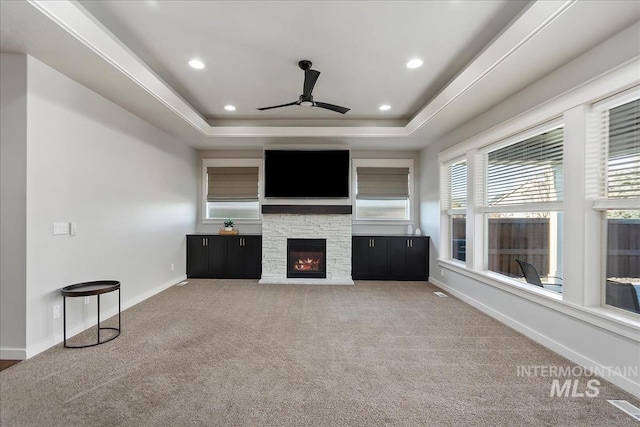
[264,149,350,198]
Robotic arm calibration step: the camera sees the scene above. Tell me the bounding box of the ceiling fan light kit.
[257,60,350,114]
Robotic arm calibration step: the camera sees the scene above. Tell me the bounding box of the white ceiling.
[1,0,639,150]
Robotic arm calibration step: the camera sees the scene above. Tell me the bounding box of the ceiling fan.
[257,60,350,114]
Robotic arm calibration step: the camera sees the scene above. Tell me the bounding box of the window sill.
[352,220,413,225]
[437,258,640,342]
[201,219,261,225]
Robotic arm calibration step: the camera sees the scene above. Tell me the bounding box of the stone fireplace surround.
[259,205,354,285]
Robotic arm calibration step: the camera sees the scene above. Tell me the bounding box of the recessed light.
[379,105,391,111]
[224,105,236,111]
[188,59,205,69]
[406,58,423,69]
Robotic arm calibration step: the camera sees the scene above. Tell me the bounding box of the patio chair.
[514,258,563,287]
[606,280,640,314]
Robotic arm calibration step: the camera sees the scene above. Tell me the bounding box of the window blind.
[450,161,467,209]
[605,98,640,199]
[207,167,259,201]
[356,167,409,200]
[486,127,564,207]
[442,160,467,210]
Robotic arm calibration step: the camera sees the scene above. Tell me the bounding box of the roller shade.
[357,167,409,200]
[604,98,640,199]
[207,167,258,201]
[486,127,564,207]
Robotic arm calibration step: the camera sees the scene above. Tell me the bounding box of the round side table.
[61,280,121,348]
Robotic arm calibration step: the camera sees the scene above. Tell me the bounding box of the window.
[593,95,640,313]
[203,160,260,220]
[480,125,564,289]
[354,160,412,220]
[442,159,467,261]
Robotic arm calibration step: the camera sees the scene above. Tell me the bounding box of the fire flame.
[293,257,320,271]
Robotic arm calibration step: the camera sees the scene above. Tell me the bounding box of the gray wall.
[0,54,200,358]
[196,148,421,236]
[0,54,28,357]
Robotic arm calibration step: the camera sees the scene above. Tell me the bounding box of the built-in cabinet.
[186,234,429,281]
[186,235,262,279]
[352,236,429,280]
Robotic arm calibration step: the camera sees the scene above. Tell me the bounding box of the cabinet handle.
[206,237,208,246]
[372,239,375,248]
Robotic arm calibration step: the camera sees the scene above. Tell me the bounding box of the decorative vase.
[224,227,233,231]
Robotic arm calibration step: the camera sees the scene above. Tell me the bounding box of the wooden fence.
[451,217,640,279]
[607,219,640,279]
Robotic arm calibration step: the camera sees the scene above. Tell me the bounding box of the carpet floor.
[1,279,638,426]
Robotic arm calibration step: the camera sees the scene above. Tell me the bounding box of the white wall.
[0,55,199,358]
[0,54,28,358]
[418,23,640,397]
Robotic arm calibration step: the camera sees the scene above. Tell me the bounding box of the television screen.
[264,150,350,198]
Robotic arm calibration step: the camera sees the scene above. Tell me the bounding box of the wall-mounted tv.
[264,149,350,198]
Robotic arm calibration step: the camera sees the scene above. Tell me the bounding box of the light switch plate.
[53,222,69,235]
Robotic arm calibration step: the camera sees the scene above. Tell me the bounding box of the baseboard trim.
[429,276,640,399]
[0,348,27,360]
[259,277,354,285]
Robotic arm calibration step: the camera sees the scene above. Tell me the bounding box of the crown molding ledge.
[28,0,576,139]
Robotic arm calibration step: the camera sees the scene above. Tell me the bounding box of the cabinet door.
[224,236,244,278]
[405,237,428,280]
[206,236,225,278]
[243,236,262,279]
[187,236,209,278]
[389,237,408,278]
[369,237,389,278]
[352,237,372,278]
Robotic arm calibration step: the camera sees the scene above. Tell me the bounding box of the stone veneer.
[259,213,354,285]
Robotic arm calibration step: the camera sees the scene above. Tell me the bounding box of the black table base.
[61,281,121,348]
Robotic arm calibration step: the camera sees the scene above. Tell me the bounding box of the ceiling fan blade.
[314,101,350,114]
[256,101,298,111]
[303,69,320,97]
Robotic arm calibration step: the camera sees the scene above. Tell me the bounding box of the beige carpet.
[1,280,638,426]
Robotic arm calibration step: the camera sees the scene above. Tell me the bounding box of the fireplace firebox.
[287,239,326,278]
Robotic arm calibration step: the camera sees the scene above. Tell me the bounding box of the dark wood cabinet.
[353,236,429,280]
[186,235,261,279]
[224,236,262,279]
[389,237,429,280]
[352,236,390,279]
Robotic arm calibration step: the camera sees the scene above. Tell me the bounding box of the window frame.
[201,158,262,224]
[589,87,640,314]
[352,158,414,224]
[476,121,565,280]
[441,157,467,264]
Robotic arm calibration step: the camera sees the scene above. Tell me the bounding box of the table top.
[61,280,120,297]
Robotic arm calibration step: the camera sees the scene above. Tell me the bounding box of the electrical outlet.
[171,263,174,271]
[53,305,61,319]
[84,296,90,305]
[441,269,445,277]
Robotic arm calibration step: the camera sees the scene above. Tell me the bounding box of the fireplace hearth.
[287,239,326,279]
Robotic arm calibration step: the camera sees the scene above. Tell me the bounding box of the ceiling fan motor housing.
[256,59,350,114]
